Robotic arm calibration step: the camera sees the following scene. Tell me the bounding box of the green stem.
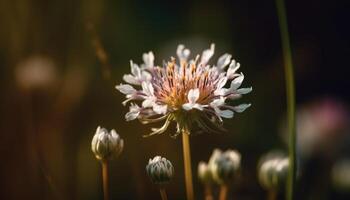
[182,130,194,200]
[275,0,297,200]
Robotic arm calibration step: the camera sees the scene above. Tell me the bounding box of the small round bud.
[210,149,241,184]
[198,161,213,185]
[258,157,289,191]
[91,126,124,161]
[146,156,174,185]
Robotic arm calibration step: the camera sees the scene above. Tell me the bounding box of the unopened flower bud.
[91,126,124,161]
[198,161,213,185]
[210,149,241,184]
[258,157,289,191]
[146,156,174,185]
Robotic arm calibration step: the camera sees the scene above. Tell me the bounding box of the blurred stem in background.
[268,190,277,200]
[275,0,296,200]
[86,22,112,81]
[182,130,194,200]
[102,160,109,200]
[204,185,214,200]
[219,184,228,200]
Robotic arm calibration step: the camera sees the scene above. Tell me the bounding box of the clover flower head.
[116,44,252,137]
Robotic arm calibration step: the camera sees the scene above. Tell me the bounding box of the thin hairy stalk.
[102,160,109,200]
[219,184,228,200]
[275,0,297,200]
[159,187,168,200]
[182,130,194,200]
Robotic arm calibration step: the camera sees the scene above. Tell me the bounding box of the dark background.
[0,0,349,199]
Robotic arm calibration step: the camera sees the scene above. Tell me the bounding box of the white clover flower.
[116,44,252,137]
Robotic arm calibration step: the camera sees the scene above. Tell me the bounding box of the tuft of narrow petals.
[116,43,252,136]
[123,61,151,85]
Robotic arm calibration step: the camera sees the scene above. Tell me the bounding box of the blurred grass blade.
[275,0,297,200]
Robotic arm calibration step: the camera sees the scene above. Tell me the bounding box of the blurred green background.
[1,0,349,199]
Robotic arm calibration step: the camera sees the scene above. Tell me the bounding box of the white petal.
[153,104,167,114]
[143,51,154,68]
[123,74,139,85]
[130,61,141,76]
[141,81,154,96]
[200,43,215,65]
[141,71,152,81]
[125,110,140,121]
[210,97,225,107]
[177,44,184,57]
[217,53,232,69]
[236,87,252,94]
[177,44,190,61]
[226,93,242,100]
[214,88,228,96]
[233,103,251,113]
[230,73,244,90]
[115,84,136,94]
[193,104,204,111]
[187,88,200,104]
[227,61,240,78]
[182,103,194,111]
[219,109,234,118]
[216,77,227,90]
[142,98,155,108]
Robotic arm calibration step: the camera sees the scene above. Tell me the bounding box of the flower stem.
[204,185,214,200]
[275,0,297,200]
[268,190,277,200]
[182,130,194,200]
[219,184,228,200]
[159,187,168,200]
[102,160,109,200]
